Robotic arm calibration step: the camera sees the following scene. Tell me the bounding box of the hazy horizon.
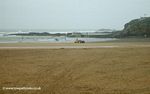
[0,0,150,30]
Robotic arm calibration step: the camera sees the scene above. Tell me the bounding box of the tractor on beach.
[74,39,85,43]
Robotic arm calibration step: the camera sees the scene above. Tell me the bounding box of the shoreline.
[0,40,150,48]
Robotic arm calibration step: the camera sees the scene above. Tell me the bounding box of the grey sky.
[0,0,150,30]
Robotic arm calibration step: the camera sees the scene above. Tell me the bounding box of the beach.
[0,42,150,94]
[1,0,150,93]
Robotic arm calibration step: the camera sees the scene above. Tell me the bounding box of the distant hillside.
[121,17,150,37]
[10,32,66,36]
[97,29,114,32]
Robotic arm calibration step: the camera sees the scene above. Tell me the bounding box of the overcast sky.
[0,0,150,30]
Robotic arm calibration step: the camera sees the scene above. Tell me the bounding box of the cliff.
[122,17,150,37]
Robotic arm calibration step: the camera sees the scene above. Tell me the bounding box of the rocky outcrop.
[122,17,150,37]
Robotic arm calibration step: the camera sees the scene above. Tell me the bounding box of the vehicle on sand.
[74,39,85,43]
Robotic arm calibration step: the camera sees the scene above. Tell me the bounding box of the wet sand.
[0,42,150,49]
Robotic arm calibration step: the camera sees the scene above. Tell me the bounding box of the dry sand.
[0,42,150,94]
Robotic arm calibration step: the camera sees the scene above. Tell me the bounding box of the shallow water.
[0,35,117,43]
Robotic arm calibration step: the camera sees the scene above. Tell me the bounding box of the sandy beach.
[1,0,150,93]
[0,42,150,94]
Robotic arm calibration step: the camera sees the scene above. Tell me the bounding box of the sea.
[0,29,117,43]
